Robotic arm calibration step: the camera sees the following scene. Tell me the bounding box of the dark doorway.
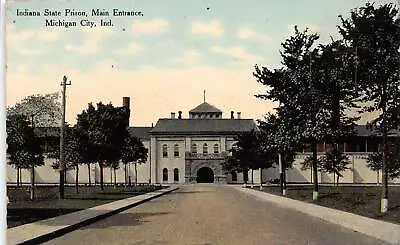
[231,171,237,182]
[196,167,214,183]
[174,168,179,182]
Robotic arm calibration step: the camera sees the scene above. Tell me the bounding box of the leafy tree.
[222,129,274,187]
[76,102,130,190]
[7,93,62,127]
[338,2,400,212]
[320,148,351,185]
[367,138,400,180]
[49,126,84,194]
[254,26,332,200]
[257,111,299,194]
[105,161,120,187]
[75,104,96,185]
[6,114,44,200]
[121,135,148,185]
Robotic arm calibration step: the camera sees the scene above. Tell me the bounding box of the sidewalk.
[7,185,179,245]
[234,186,400,245]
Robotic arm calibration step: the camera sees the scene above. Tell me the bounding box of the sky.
[5,0,398,126]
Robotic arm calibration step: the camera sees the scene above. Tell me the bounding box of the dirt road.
[43,184,391,245]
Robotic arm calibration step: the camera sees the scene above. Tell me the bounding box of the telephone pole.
[59,75,71,199]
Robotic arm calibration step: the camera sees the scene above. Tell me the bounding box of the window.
[174,168,179,182]
[191,144,197,153]
[213,144,219,153]
[174,144,179,157]
[203,143,208,154]
[163,168,168,182]
[162,144,168,158]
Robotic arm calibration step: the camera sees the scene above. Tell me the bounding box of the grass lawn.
[252,184,400,225]
[7,185,164,228]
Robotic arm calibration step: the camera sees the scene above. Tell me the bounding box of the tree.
[258,111,300,195]
[222,129,275,187]
[321,148,351,185]
[7,93,62,127]
[121,135,148,185]
[7,93,61,196]
[75,104,95,186]
[49,126,84,194]
[367,138,400,180]
[338,2,400,213]
[6,114,44,200]
[254,26,332,200]
[76,102,130,190]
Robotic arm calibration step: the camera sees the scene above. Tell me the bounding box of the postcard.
[4,0,400,244]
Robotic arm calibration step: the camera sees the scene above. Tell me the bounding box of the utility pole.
[30,115,35,201]
[59,75,71,199]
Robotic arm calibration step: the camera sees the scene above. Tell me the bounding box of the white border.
[0,0,6,244]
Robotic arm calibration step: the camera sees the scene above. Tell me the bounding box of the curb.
[234,186,400,245]
[7,186,179,245]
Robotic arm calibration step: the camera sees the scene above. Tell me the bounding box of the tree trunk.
[283,167,287,195]
[87,163,91,186]
[333,171,336,186]
[30,165,35,201]
[124,163,127,186]
[243,169,248,188]
[312,140,319,200]
[134,162,138,186]
[251,168,254,188]
[259,167,263,190]
[114,167,117,188]
[381,104,389,213]
[100,163,104,190]
[19,168,22,186]
[336,174,339,187]
[110,168,113,185]
[16,167,20,187]
[279,153,284,195]
[377,170,380,186]
[75,165,79,194]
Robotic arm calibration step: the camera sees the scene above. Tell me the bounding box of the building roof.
[150,119,257,135]
[128,127,152,141]
[31,124,400,138]
[354,125,400,137]
[189,102,222,113]
[33,126,152,140]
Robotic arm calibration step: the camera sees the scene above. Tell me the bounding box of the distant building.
[6,97,400,185]
[148,101,256,184]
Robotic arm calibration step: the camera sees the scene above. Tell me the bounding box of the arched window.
[191,144,197,153]
[203,143,208,154]
[174,168,179,182]
[163,168,168,182]
[213,143,219,153]
[162,144,168,158]
[174,144,179,157]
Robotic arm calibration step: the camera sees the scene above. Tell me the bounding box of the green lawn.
[7,185,164,228]
[254,185,400,224]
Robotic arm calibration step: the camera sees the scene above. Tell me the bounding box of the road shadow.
[78,211,171,229]
[167,191,209,195]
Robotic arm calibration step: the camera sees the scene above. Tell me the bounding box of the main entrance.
[196,167,214,183]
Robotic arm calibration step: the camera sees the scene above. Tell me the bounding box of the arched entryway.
[196,167,214,183]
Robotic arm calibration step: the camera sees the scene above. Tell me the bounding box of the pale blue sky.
[5,0,397,126]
